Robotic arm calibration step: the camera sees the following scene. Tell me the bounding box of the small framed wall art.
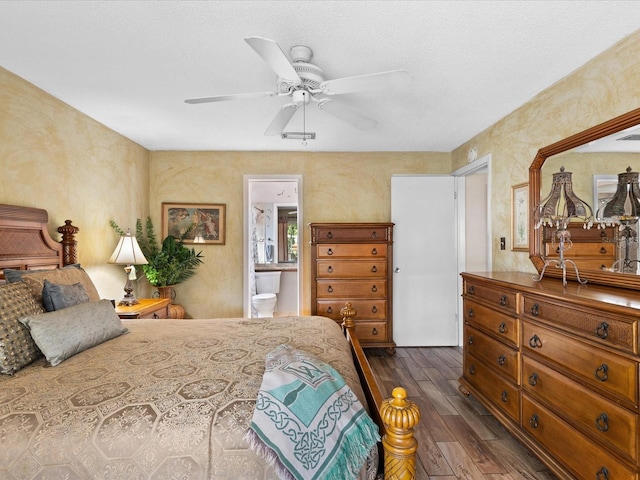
[511,182,529,251]
[162,203,226,245]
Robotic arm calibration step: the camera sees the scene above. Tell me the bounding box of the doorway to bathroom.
[243,175,302,317]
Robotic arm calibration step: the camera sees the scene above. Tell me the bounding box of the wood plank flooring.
[366,347,558,479]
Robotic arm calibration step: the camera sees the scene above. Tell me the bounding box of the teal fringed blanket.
[245,344,380,480]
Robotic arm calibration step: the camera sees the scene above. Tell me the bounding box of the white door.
[392,175,458,346]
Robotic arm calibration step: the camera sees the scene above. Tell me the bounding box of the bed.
[0,203,420,479]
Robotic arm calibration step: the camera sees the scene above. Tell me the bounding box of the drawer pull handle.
[528,373,538,386]
[530,303,539,316]
[326,307,333,314]
[467,335,474,345]
[468,308,474,318]
[595,322,609,339]
[499,295,507,306]
[326,232,333,239]
[372,328,378,335]
[371,248,378,255]
[327,248,333,256]
[498,322,507,334]
[600,247,607,254]
[327,266,333,273]
[371,285,378,292]
[596,466,609,480]
[595,363,609,382]
[371,306,378,313]
[327,286,334,293]
[529,414,539,429]
[501,391,508,403]
[497,354,506,366]
[468,286,475,295]
[468,365,475,376]
[371,265,378,273]
[595,413,609,432]
[528,335,542,348]
[371,231,378,239]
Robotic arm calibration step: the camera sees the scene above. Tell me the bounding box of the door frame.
[243,174,303,317]
[453,153,492,344]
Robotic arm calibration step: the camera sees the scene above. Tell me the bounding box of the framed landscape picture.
[162,203,226,245]
[511,182,529,251]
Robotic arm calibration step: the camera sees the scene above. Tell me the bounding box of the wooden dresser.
[460,271,640,479]
[310,223,395,353]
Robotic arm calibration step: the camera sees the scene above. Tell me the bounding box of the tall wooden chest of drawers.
[460,271,640,479]
[310,223,395,352]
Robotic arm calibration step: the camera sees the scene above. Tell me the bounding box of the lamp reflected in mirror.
[596,166,640,273]
[533,167,593,285]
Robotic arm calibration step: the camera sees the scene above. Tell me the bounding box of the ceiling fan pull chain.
[302,91,307,147]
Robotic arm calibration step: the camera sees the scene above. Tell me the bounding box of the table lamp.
[109,228,148,306]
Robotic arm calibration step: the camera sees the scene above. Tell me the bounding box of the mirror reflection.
[531,109,640,290]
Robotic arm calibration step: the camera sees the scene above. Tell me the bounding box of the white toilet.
[252,271,281,317]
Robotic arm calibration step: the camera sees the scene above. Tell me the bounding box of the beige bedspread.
[0,316,369,479]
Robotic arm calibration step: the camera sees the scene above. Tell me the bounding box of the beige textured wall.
[451,31,640,273]
[149,151,450,317]
[0,67,150,300]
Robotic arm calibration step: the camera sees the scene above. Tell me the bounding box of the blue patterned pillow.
[42,279,90,312]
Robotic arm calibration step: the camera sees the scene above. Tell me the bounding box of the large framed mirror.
[529,106,640,290]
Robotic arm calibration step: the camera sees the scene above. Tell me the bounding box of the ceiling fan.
[185,36,413,136]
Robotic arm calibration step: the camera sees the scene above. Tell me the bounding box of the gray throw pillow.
[19,299,127,366]
[42,279,90,312]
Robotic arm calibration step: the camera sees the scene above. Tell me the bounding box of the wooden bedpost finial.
[380,387,421,480]
[340,301,356,329]
[58,220,79,266]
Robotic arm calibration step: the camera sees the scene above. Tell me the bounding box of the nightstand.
[115,298,170,319]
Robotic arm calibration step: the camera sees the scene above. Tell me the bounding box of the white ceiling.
[1,1,639,153]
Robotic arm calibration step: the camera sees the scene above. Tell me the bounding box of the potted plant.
[110,218,204,296]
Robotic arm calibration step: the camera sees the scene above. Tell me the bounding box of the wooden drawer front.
[139,306,168,319]
[465,325,519,383]
[545,241,615,258]
[316,244,387,259]
[316,280,387,298]
[523,356,638,462]
[316,300,386,321]
[316,260,387,278]
[463,350,519,423]
[464,298,518,347]
[522,294,636,353]
[463,280,517,315]
[522,395,637,480]
[354,321,388,342]
[312,226,391,242]
[522,321,638,406]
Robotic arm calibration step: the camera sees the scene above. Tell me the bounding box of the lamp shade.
[534,166,593,230]
[598,166,640,226]
[109,229,148,265]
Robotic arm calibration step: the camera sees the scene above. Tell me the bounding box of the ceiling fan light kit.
[281,132,315,140]
[185,36,412,139]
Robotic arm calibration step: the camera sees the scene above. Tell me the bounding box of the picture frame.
[592,174,618,218]
[511,182,529,251]
[162,203,226,245]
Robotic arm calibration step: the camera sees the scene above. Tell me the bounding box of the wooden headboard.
[0,204,78,280]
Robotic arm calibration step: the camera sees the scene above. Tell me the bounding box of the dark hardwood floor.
[366,347,558,479]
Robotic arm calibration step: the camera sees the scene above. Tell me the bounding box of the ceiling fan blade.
[317,99,377,130]
[185,91,276,104]
[319,70,413,95]
[245,36,301,84]
[264,104,299,136]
